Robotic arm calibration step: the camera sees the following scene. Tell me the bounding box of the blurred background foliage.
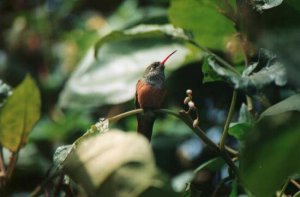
[0,0,300,196]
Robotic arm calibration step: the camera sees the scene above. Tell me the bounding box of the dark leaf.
[206,49,287,94]
[229,103,253,140]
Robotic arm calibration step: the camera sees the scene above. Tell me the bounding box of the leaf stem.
[6,152,18,178]
[108,109,143,123]
[220,90,238,150]
[188,39,240,75]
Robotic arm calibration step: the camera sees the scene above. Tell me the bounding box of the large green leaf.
[62,130,159,197]
[240,111,300,197]
[0,75,41,152]
[59,24,199,108]
[169,0,236,50]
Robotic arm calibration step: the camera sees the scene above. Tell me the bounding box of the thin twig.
[6,152,18,178]
[212,176,232,197]
[279,178,290,197]
[108,109,143,123]
[220,90,238,150]
[291,179,300,190]
[30,170,61,197]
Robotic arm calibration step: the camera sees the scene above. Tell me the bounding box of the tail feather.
[137,113,156,141]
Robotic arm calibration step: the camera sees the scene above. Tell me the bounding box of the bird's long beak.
[160,50,177,66]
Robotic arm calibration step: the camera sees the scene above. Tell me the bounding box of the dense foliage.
[0,0,300,196]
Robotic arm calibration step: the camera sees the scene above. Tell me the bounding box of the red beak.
[160,50,177,66]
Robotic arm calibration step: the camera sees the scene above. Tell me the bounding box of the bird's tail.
[137,111,156,141]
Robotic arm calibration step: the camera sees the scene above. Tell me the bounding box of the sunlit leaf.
[259,94,300,120]
[249,0,283,11]
[240,112,300,196]
[63,130,159,197]
[59,24,199,108]
[53,144,74,170]
[0,75,41,152]
[169,0,236,50]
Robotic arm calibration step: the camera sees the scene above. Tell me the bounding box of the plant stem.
[220,90,238,150]
[78,107,239,176]
[157,109,220,152]
[291,179,300,190]
[188,39,240,75]
[279,178,290,197]
[155,109,238,176]
[108,109,143,123]
[6,152,18,178]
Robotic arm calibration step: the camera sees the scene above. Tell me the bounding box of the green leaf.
[202,56,223,83]
[194,157,225,173]
[0,75,41,152]
[206,49,287,94]
[62,131,159,197]
[59,24,199,108]
[229,103,253,140]
[240,111,300,197]
[229,179,238,197]
[229,122,252,140]
[259,94,300,120]
[169,0,236,50]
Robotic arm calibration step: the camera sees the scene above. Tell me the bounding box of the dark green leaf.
[229,122,252,140]
[206,49,287,94]
[63,131,159,197]
[229,103,253,140]
[229,179,238,197]
[0,75,41,152]
[202,56,223,83]
[240,112,300,197]
[194,157,225,173]
[169,0,236,50]
[259,94,300,120]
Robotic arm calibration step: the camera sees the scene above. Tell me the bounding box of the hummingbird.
[135,50,176,141]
